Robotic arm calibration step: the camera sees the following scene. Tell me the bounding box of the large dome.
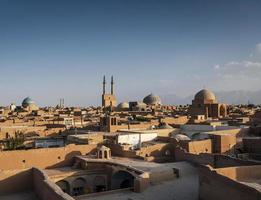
[117,102,129,110]
[194,89,216,101]
[22,97,35,107]
[143,93,161,105]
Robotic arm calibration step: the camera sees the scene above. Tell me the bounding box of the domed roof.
[194,89,216,101]
[143,93,161,105]
[98,145,110,151]
[159,123,173,129]
[22,97,35,107]
[172,134,191,141]
[117,102,129,109]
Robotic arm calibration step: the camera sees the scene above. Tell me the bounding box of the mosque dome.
[194,89,216,102]
[22,97,36,107]
[143,93,162,105]
[117,102,129,110]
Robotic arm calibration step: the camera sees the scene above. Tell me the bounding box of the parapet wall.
[0,168,33,194]
[33,168,74,200]
[216,165,261,181]
[0,144,97,170]
[175,147,260,168]
[199,165,261,200]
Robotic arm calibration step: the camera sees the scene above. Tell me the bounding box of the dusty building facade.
[188,89,227,119]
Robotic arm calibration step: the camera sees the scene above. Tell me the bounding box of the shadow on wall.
[54,171,108,197]
[0,169,33,195]
[111,170,135,190]
[46,149,96,169]
[199,165,261,200]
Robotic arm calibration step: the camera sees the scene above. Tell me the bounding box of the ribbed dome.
[117,102,129,110]
[194,89,216,101]
[22,97,35,107]
[143,93,161,105]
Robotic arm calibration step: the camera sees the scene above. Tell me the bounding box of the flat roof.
[74,160,199,200]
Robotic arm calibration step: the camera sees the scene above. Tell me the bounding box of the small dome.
[22,97,35,107]
[143,93,161,105]
[117,102,129,110]
[98,145,110,151]
[159,123,173,129]
[172,134,191,141]
[194,89,216,101]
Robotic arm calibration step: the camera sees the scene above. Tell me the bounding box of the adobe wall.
[213,154,260,168]
[33,168,74,200]
[199,165,261,200]
[0,125,65,139]
[109,121,159,132]
[174,148,260,168]
[243,138,261,154]
[0,168,33,194]
[174,148,214,166]
[0,144,97,170]
[187,139,212,154]
[160,116,189,125]
[137,143,176,158]
[110,144,138,158]
[212,134,237,153]
[216,165,261,181]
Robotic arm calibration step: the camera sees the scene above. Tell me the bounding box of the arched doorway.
[93,176,106,192]
[56,180,70,194]
[111,170,134,190]
[72,178,86,196]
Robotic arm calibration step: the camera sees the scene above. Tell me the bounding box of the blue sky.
[0,0,261,106]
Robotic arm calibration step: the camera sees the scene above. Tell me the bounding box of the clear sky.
[0,0,261,106]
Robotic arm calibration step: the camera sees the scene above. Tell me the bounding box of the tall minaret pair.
[103,75,114,95]
[102,75,117,109]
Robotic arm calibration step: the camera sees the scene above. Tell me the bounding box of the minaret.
[103,75,106,95]
[111,76,114,95]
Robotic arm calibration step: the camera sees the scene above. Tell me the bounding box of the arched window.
[72,178,86,196]
[99,150,103,159]
[111,171,134,190]
[56,180,70,194]
[93,176,106,192]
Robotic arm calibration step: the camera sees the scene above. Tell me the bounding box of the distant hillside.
[160,90,261,105]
